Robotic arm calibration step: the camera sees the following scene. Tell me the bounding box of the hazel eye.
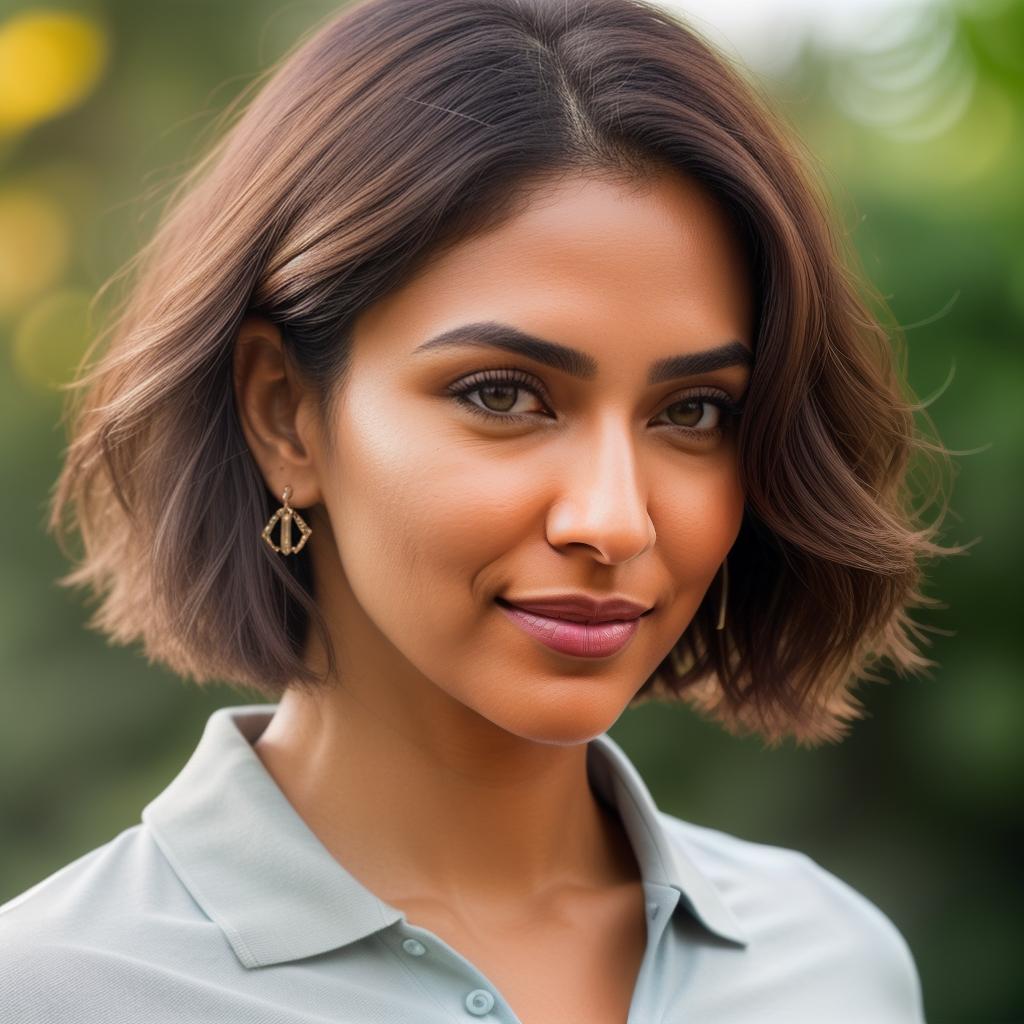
[660,397,722,431]
[472,381,541,415]
[447,368,550,420]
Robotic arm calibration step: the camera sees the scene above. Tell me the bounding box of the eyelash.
[446,367,745,440]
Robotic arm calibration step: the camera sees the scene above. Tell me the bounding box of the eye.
[446,368,745,440]
[653,387,746,438]
[448,368,551,420]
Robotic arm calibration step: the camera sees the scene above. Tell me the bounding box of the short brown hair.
[49,0,967,747]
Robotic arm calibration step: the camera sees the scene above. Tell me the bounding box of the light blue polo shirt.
[0,703,926,1022]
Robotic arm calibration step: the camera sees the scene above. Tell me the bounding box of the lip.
[495,597,652,658]
[496,593,653,623]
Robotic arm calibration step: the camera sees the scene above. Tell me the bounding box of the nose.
[545,417,656,565]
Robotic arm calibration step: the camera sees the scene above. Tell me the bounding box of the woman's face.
[302,169,753,745]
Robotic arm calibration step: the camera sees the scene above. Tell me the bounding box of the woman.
[1,0,959,1020]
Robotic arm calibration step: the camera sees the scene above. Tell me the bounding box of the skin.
[232,169,753,1019]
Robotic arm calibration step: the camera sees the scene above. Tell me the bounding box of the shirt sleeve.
[0,943,77,1024]
[796,850,928,1023]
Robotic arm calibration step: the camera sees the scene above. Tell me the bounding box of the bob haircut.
[49,0,964,748]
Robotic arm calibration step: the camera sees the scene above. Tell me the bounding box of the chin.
[483,692,629,747]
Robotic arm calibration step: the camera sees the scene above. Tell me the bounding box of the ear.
[232,314,322,508]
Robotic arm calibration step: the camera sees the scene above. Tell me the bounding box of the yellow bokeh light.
[0,10,108,134]
[0,185,70,315]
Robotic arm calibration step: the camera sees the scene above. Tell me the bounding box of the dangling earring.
[715,555,729,631]
[667,557,728,677]
[261,485,312,555]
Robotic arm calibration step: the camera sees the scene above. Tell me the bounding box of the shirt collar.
[141,703,749,968]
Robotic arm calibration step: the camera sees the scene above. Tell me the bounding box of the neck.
[251,683,641,912]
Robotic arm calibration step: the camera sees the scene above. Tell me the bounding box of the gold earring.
[261,485,312,555]
[715,555,728,631]
[668,558,728,679]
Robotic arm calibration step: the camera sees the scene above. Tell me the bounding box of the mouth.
[493,598,652,658]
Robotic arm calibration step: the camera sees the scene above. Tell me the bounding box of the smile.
[495,599,646,658]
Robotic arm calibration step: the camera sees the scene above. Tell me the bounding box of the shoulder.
[0,822,190,935]
[658,812,927,1022]
[0,825,221,1023]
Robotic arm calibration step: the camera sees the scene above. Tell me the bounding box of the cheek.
[652,455,744,591]
[326,386,518,615]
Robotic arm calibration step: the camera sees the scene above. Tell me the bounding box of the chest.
[401,882,650,1024]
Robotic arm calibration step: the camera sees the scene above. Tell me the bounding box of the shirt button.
[402,937,427,957]
[647,900,659,917]
[464,988,495,1015]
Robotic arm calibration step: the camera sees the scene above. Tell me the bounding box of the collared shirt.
[0,703,926,1023]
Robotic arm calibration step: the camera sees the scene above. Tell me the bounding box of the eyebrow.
[413,321,753,385]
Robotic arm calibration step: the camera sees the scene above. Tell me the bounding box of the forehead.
[353,170,754,364]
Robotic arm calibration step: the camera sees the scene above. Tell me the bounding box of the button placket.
[387,923,512,1021]
[464,988,496,1016]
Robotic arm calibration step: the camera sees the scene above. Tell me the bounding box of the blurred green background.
[0,0,1020,1020]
